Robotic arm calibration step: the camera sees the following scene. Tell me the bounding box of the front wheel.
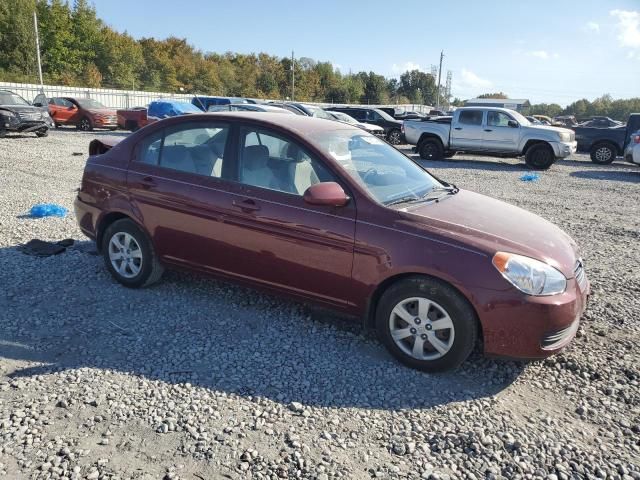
[590,143,616,164]
[77,116,93,131]
[375,276,478,372]
[387,129,402,145]
[102,219,164,288]
[35,128,48,137]
[525,143,555,170]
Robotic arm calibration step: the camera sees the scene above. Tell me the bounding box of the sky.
[90,0,640,106]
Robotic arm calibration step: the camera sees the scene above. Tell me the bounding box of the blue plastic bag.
[520,173,540,182]
[29,203,68,218]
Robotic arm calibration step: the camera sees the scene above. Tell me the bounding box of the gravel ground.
[0,129,639,480]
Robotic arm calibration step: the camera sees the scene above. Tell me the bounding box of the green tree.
[478,92,509,99]
[0,0,37,81]
[398,70,437,105]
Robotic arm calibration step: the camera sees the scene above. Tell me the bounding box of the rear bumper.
[550,141,577,158]
[74,196,99,241]
[631,146,640,165]
[480,276,590,359]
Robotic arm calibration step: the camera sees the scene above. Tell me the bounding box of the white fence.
[0,82,193,109]
[1,81,432,114]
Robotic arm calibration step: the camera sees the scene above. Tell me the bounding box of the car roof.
[187,111,354,135]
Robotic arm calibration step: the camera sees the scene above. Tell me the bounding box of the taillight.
[634,134,640,144]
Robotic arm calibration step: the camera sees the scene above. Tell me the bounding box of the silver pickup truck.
[402,107,577,169]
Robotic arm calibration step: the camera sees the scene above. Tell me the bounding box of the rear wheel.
[102,219,164,288]
[525,143,555,169]
[35,128,48,137]
[590,143,616,164]
[419,139,444,160]
[375,276,478,372]
[387,129,402,145]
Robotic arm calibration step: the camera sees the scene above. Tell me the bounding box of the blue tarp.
[29,203,68,218]
[147,100,202,119]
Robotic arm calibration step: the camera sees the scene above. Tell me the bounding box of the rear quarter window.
[458,110,484,126]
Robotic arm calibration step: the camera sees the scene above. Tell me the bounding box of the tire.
[35,128,48,137]
[590,143,616,164]
[375,276,478,372]
[54,123,60,129]
[77,116,93,131]
[418,138,444,160]
[525,143,555,170]
[0,129,6,138]
[387,129,402,145]
[102,219,164,288]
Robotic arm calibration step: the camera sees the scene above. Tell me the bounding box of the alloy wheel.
[80,118,91,131]
[108,232,143,279]
[388,130,401,145]
[595,147,612,163]
[388,297,455,360]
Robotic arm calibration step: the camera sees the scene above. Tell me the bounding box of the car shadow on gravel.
[570,170,640,183]
[0,241,526,411]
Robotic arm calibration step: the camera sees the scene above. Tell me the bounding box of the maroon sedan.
[74,113,589,372]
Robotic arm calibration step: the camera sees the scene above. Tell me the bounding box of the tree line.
[1,1,638,120]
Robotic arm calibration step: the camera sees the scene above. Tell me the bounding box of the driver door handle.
[484,129,493,132]
[454,127,462,130]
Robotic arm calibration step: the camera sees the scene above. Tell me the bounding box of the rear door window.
[458,110,484,126]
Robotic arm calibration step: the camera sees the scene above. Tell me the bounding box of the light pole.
[33,11,44,91]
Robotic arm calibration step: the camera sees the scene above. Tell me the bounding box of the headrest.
[286,143,303,162]
[243,145,269,171]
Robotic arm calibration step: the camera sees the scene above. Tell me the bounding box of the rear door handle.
[454,127,462,130]
[141,176,156,189]
[484,129,493,132]
[233,198,260,213]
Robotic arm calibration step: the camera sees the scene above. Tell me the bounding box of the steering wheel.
[362,167,378,183]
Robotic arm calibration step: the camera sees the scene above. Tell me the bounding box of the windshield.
[0,92,30,106]
[311,129,444,205]
[509,110,531,126]
[375,108,395,121]
[306,106,334,120]
[75,98,107,109]
[333,112,358,124]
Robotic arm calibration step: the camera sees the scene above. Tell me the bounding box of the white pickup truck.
[402,107,577,169]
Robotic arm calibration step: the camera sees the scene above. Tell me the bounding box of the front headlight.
[492,252,567,296]
[559,131,571,142]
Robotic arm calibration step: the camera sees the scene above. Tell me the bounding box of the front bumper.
[94,119,118,128]
[550,140,577,158]
[480,273,590,359]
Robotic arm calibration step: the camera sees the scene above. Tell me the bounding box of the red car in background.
[33,94,117,131]
[74,113,589,372]
[117,107,152,132]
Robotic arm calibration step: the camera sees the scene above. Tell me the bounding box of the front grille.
[541,318,580,350]
[19,112,41,121]
[574,259,587,291]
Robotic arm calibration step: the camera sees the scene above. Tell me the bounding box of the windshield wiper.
[384,195,421,207]
[422,184,459,198]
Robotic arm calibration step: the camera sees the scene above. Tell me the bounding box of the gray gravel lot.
[0,129,639,479]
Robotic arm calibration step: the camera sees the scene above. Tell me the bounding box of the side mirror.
[508,120,519,128]
[303,182,349,207]
[33,102,42,107]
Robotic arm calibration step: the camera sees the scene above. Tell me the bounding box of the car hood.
[358,122,384,131]
[526,124,573,136]
[0,105,42,113]
[398,189,578,277]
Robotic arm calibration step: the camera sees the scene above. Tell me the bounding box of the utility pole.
[436,50,444,110]
[291,50,295,102]
[33,10,44,91]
